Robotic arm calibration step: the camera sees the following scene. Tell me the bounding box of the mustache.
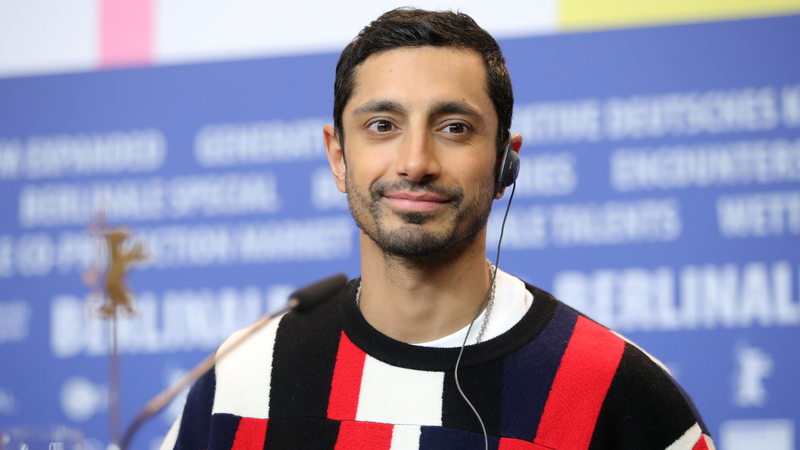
[370,179,465,203]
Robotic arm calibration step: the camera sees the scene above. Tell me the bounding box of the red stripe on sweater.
[499,437,551,449]
[535,316,625,450]
[327,332,367,420]
[692,435,710,450]
[334,421,393,450]
[231,417,268,450]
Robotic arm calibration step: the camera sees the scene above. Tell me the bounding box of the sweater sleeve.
[588,343,714,450]
[161,366,217,450]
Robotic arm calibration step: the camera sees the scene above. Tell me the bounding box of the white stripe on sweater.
[666,423,703,450]
[356,355,444,426]
[390,425,422,450]
[160,403,183,450]
[212,314,283,418]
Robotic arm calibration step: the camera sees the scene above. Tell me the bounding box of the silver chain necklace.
[476,259,497,343]
[355,259,497,344]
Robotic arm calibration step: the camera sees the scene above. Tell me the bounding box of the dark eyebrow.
[429,101,485,121]
[351,99,407,117]
[351,99,487,124]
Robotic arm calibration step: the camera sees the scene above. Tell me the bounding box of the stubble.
[345,170,494,269]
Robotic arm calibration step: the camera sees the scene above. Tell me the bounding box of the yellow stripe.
[561,0,800,31]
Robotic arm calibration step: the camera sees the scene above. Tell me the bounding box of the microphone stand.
[117,273,348,450]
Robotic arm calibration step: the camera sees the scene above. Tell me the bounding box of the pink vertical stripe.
[100,0,153,68]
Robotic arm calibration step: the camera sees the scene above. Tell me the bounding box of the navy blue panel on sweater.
[207,413,240,450]
[500,303,578,442]
[174,367,216,450]
[419,425,501,450]
[673,376,710,435]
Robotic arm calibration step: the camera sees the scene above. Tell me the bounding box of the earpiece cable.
[454,182,516,450]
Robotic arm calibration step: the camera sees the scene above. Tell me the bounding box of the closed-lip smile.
[384,191,448,212]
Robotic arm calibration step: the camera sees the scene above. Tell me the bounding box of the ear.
[324,124,347,193]
[511,133,522,153]
[494,133,523,200]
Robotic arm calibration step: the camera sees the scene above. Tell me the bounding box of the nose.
[395,130,441,183]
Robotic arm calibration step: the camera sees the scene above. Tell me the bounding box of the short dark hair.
[333,8,514,154]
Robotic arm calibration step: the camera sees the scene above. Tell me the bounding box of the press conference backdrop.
[1,13,799,450]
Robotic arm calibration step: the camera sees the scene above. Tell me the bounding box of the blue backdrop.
[1,14,798,450]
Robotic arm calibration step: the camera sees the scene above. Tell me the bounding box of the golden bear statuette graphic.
[83,218,149,319]
[99,228,148,318]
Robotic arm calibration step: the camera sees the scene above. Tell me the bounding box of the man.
[163,8,713,450]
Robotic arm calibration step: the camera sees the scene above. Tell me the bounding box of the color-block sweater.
[163,280,714,450]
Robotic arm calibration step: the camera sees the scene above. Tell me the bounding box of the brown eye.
[369,121,394,132]
[444,123,467,133]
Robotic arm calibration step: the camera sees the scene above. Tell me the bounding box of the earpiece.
[494,133,520,198]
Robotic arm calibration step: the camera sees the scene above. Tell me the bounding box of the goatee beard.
[346,174,493,270]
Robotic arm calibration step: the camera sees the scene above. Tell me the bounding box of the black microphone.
[119,273,348,450]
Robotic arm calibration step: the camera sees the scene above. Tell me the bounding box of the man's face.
[335,46,499,260]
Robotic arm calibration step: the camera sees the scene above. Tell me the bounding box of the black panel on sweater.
[262,417,340,450]
[268,297,343,419]
[588,343,699,450]
[341,282,559,371]
[442,357,505,436]
[175,367,216,450]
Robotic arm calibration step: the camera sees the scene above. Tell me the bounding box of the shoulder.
[216,279,351,369]
[520,281,712,449]
[522,280,675,385]
[589,338,713,450]
[162,366,216,450]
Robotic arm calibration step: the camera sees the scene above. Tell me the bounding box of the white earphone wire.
[453,181,516,450]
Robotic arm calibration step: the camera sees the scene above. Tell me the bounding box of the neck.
[358,229,492,344]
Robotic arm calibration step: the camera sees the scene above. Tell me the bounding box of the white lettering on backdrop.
[51,285,264,358]
[0,299,32,344]
[513,84,800,146]
[717,190,800,238]
[19,172,282,228]
[514,153,577,197]
[310,166,348,211]
[611,138,800,192]
[0,129,165,180]
[783,84,800,128]
[0,216,354,278]
[554,261,800,332]
[195,118,327,166]
[488,198,681,248]
[605,87,779,140]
